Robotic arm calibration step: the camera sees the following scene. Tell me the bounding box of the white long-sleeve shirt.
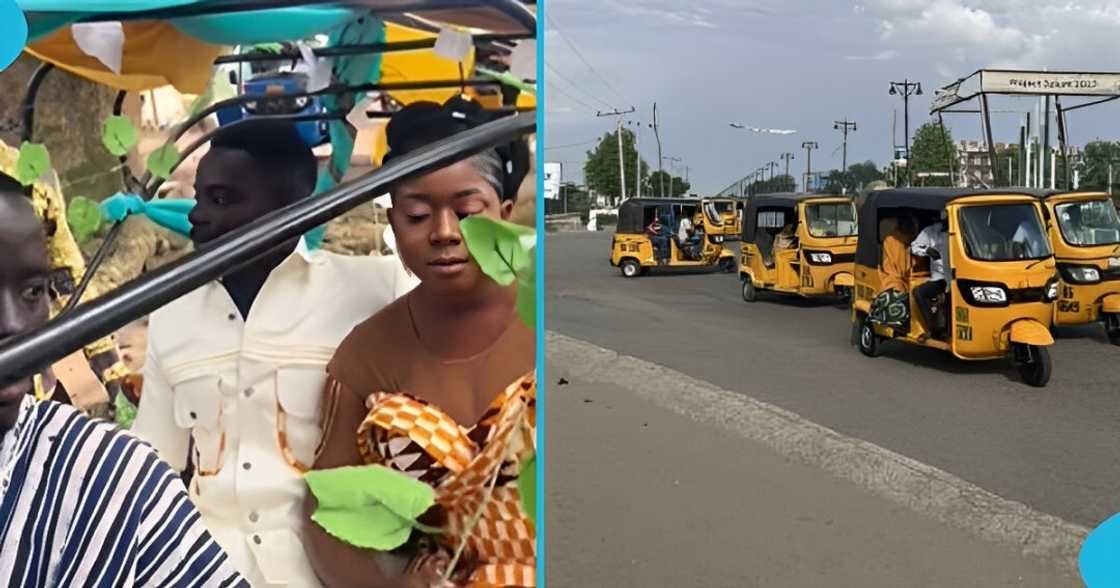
[132,239,416,587]
[911,222,948,281]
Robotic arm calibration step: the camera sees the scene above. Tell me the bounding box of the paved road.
[545,348,1079,587]
[545,231,1119,529]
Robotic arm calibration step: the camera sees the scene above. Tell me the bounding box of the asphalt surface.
[545,231,1120,530]
[545,362,1079,587]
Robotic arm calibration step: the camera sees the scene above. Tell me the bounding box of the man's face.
[189,148,286,245]
[0,195,50,431]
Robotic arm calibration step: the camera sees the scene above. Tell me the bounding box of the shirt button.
[249,512,260,523]
[242,462,252,471]
[252,535,262,545]
[227,313,237,321]
[189,411,197,419]
[243,387,254,398]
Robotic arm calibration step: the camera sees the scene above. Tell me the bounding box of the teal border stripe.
[534,2,546,585]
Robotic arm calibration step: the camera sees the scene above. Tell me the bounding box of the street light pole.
[780,152,795,191]
[802,141,818,191]
[889,80,923,186]
[833,119,857,171]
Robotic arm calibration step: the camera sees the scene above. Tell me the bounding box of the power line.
[545,62,617,111]
[546,14,629,105]
[546,81,599,114]
[545,138,600,150]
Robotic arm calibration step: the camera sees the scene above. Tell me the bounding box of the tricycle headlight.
[970,286,1007,304]
[1058,264,1102,284]
[1070,267,1099,283]
[1045,280,1059,301]
[809,252,832,264]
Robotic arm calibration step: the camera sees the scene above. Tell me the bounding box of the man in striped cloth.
[0,172,247,587]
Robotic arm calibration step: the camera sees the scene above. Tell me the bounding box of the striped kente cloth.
[0,397,248,587]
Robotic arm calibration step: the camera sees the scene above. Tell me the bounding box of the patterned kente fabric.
[354,372,536,587]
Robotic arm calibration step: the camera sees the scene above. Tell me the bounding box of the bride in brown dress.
[304,97,536,588]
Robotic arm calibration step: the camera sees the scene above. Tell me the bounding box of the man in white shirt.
[132,120,415,587]
[911,220,948,339]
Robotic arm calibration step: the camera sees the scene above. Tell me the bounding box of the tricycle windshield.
[806,202,857,238]
[959,203,1052,261]
[1055,199,1120,246]
[703,202,722,225]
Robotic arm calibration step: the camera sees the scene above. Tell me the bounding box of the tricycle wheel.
[857,315,880,357]
[621,259,641,278]
[1109,329,1120,346]
[719,257,735,273]
[741,278,757,302]
[1014,344,1051,387]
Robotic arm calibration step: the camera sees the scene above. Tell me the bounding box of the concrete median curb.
[546,331,1089,572]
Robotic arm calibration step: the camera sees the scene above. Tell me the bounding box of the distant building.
[955,140,1082,188]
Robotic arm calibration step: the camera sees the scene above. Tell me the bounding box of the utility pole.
[888,80,922,186]
[633,120,641,198]
[802,141,818,191]
[664,156,682,197]
[833,119,857,172]
[649,102,665,198]
[597,106,636,204]
[768,161,778,182]
[780,152,795,191]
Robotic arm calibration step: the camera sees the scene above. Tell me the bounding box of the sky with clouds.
[544,0,1120,193]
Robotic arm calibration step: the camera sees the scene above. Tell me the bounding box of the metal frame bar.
[1056,96,1069,189]
[0,112,535,382]
[212,34,530,65]
[65,0,536,35]
[1062,95,1120,113]
[20,63,54,142]
[139,77,505,192]
[981,94,998,187]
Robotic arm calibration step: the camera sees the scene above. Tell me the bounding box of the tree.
[909,122,956,187]
[748,174,794,195]
[1077,140,1120,192]
[583,129,649,206]
[817,161,882,193]
[646,170,690,197]
[847,160,884,190]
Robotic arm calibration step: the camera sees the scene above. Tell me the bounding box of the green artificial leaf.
[312,505,416,551]
[518,454,536,525]
[67,196,103,243]
[15,142,50,186]
[460,216,536,286]
[250,42,284,54]
[516,252,535,328]
[305,465,437,550]
[146,143,180,180]
[475,66,536,96]
[101,115,138,156]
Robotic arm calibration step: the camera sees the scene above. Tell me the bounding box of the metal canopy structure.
[0,0,537,387]
[930,69,1120,190]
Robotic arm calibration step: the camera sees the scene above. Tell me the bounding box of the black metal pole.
[0,113,535,383]
[903,90,910,187]
[1055,97,1069,189]
[1043,95,1051,188]
[20,63,54,143]
[981,94,997,187]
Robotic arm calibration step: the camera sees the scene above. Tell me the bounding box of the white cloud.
[844,49,898,61]
[857,0,1120,70]
[609,2,721,29]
